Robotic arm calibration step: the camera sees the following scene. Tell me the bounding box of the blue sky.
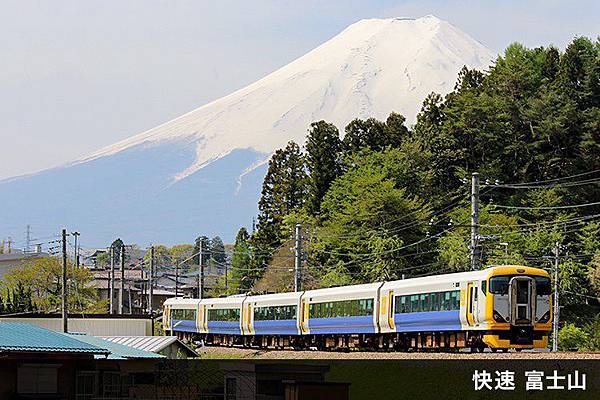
[1,0,598,179]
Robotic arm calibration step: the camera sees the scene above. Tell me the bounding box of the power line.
[311,227,454,257]
[493,201,600,210]
[485,168,600,188]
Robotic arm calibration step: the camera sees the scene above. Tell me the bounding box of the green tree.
[342,113,408,156]
[210,236,226,264]
[305,121,341,215]
[3,256,105,313]
[229,227,253,293]
[143,245,171,271]
[252,141,307,279]
[171,243,194,271]
[110,238,124,265]
[192,236,210,266]
[313,150,430,283]
[558,323,589,351]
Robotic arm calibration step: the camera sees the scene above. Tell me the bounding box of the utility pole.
[294,224,302,292]
[61,229,68,333]
[198,238,204,299]
[175,258,179,298]
[470,172,481,271]
[25,225,31,253]
[72,231,80,268]
[119,245,125,314]
[128,282,133,315]
[552,242,560,352]
[148,246,154,314]
[109,247,114,314]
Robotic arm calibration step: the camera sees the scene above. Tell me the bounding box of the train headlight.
[538,311,550,323]
[493,310,506,322]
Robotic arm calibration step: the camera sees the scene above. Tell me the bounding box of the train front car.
[482,265,552,350]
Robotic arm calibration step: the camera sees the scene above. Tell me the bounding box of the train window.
[309,299,374,318]
[481,280,487,294]
[393,291,461,313]
[208,308,240,322]
[366,299,374,314]
[172,309,196,321]
[442,292,450,310]
[489,276,510,295]
[419,294,428,312]
[450,291,460,310]
[410,295,419,312]
[254,305,298,321]
[535,277,551,296]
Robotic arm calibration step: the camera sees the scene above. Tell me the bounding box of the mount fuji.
[1,16,495,246]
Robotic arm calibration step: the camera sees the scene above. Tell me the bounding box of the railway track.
[196,346,600,359]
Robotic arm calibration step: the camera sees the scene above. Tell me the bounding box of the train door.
[196,304,204,333]
[510,276,535,325]
[387,290,395,331]
[466,282,479,326]
[163,305,171,332]
[299,297,309,334]
[246,303,254,335]
[202,304,208,332]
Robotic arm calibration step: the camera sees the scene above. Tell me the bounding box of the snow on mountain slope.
[1,16,496,245]
[77,15,495,182]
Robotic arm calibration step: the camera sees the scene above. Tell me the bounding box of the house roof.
[102,336,197,357]
[68,334,165,360]
[0,322,108,355]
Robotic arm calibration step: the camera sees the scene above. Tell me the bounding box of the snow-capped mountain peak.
[76,15,495,182]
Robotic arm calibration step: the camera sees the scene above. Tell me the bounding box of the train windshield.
[489,276,510,295]
[534,276,551,295]
[489,275,551,296]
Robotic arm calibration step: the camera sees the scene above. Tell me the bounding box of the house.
[0,322,108,398]
[89,267,175,313]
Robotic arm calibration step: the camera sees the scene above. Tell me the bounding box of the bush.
[582,316,600,351]
[558,323,589,351]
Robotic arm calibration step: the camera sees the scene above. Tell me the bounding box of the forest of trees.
[223,37,600,349]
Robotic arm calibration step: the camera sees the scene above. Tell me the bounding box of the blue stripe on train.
[171,319,197,333]
[308,315,375,334]
[394,310,461,332]
[254,319,298,335]
[207,321,241,335]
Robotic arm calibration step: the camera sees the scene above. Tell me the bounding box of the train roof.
[163,297,200,306]
[245,292,302,302]
[200,295,247,307]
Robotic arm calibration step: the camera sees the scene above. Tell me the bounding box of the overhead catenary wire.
[492,201,600,210]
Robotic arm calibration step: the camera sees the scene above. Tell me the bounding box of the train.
[163,265,552,351]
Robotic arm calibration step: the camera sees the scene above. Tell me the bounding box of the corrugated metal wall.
[0,317,152,336]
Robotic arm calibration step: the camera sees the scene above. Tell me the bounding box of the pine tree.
[305,121,341,215]
[210,236,226,264]
[110,238,124,265]
[252,141,307,279]
[230,227,253,292]
[192,235,211,266]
